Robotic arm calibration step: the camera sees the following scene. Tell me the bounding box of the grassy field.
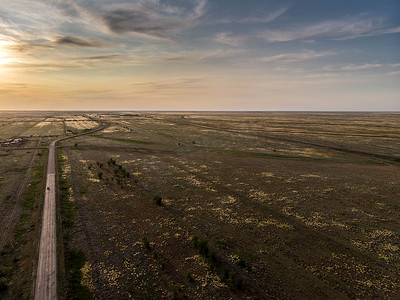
[59,112,399,299]
[1,111,399,299]
[0,111,99,299]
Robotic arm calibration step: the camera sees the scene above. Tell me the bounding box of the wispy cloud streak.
[55,36,102,47]
[260,16,400,42]
[260,50,335,63]
[215,6,288,24]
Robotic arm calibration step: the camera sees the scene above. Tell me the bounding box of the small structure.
[1,137,25,146]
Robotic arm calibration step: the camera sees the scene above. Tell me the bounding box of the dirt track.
[34,124,108,300]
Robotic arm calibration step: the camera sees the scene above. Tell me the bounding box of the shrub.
[216,240,228,249]
[237,258,246,268]
[142,236,150,249]
[154,195,162,206]
[186,272,195,282]
[67,250,90,298]
[192,236,209,257]
[0,276,8,292]
[97,172,103,179]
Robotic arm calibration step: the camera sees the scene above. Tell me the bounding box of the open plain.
[0,111,399,299]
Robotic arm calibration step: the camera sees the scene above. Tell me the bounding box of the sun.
[0,41,15,65]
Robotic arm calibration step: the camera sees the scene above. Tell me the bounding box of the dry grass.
[1,111,399,299]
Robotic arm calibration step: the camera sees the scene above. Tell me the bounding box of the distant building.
[1,137,25,146]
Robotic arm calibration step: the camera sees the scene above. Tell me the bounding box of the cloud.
[2,48,238,72]
[214,32,244,47]
[341,64,383,71]
[260,50,335,63]
[89,0,207,39]
[7,42,53,54]
[131,77,204,88]
[214,15,399,46]
[129,77,208,96]
[216,6,288,24]
[389,63,400,68]
[239,7,288,24]
[4,61,83,70]
[260,16,400,42]
[55,36,102,47]
[6,35,106,57]
[323,62,400,73]
[73,54,124,61]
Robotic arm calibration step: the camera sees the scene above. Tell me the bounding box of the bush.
[97,172,103,179]
[67,250,90,298]
[142,236,150,249]
[0,276,8,292]
[237,258,246,268]
[192,236,209,257]
[153,195,162,206]
[186,272,195,282]
[192,236,244,289]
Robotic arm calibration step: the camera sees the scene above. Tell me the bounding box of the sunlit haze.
[0,0,399,111]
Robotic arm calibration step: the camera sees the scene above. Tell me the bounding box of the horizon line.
[1,110,400,113]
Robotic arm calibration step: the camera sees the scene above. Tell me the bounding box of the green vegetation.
[216,240,228,250]
[153,195,162,206]
[67,249,90,299]
[153,251,168,270]
[22,183,36,210]
[0,275,7,292]
[92,135,154,145]
[58,151,90,299]
[93,158,132,188]
[59,152,74,234]
[219,149,317,160]
[186,272,194,283]
[142,236,150,249]
[192,236,244,290]
[1,112,394,299]
[0,147,45,298]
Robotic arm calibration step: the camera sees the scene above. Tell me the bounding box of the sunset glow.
[0,0,399,110]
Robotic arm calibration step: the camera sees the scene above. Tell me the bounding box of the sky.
[0,0,399,111]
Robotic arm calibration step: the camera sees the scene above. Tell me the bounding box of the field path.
[34,123,108,300]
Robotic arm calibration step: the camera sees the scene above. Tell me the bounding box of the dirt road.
[34,139,57,300]
[34,124,108,300]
